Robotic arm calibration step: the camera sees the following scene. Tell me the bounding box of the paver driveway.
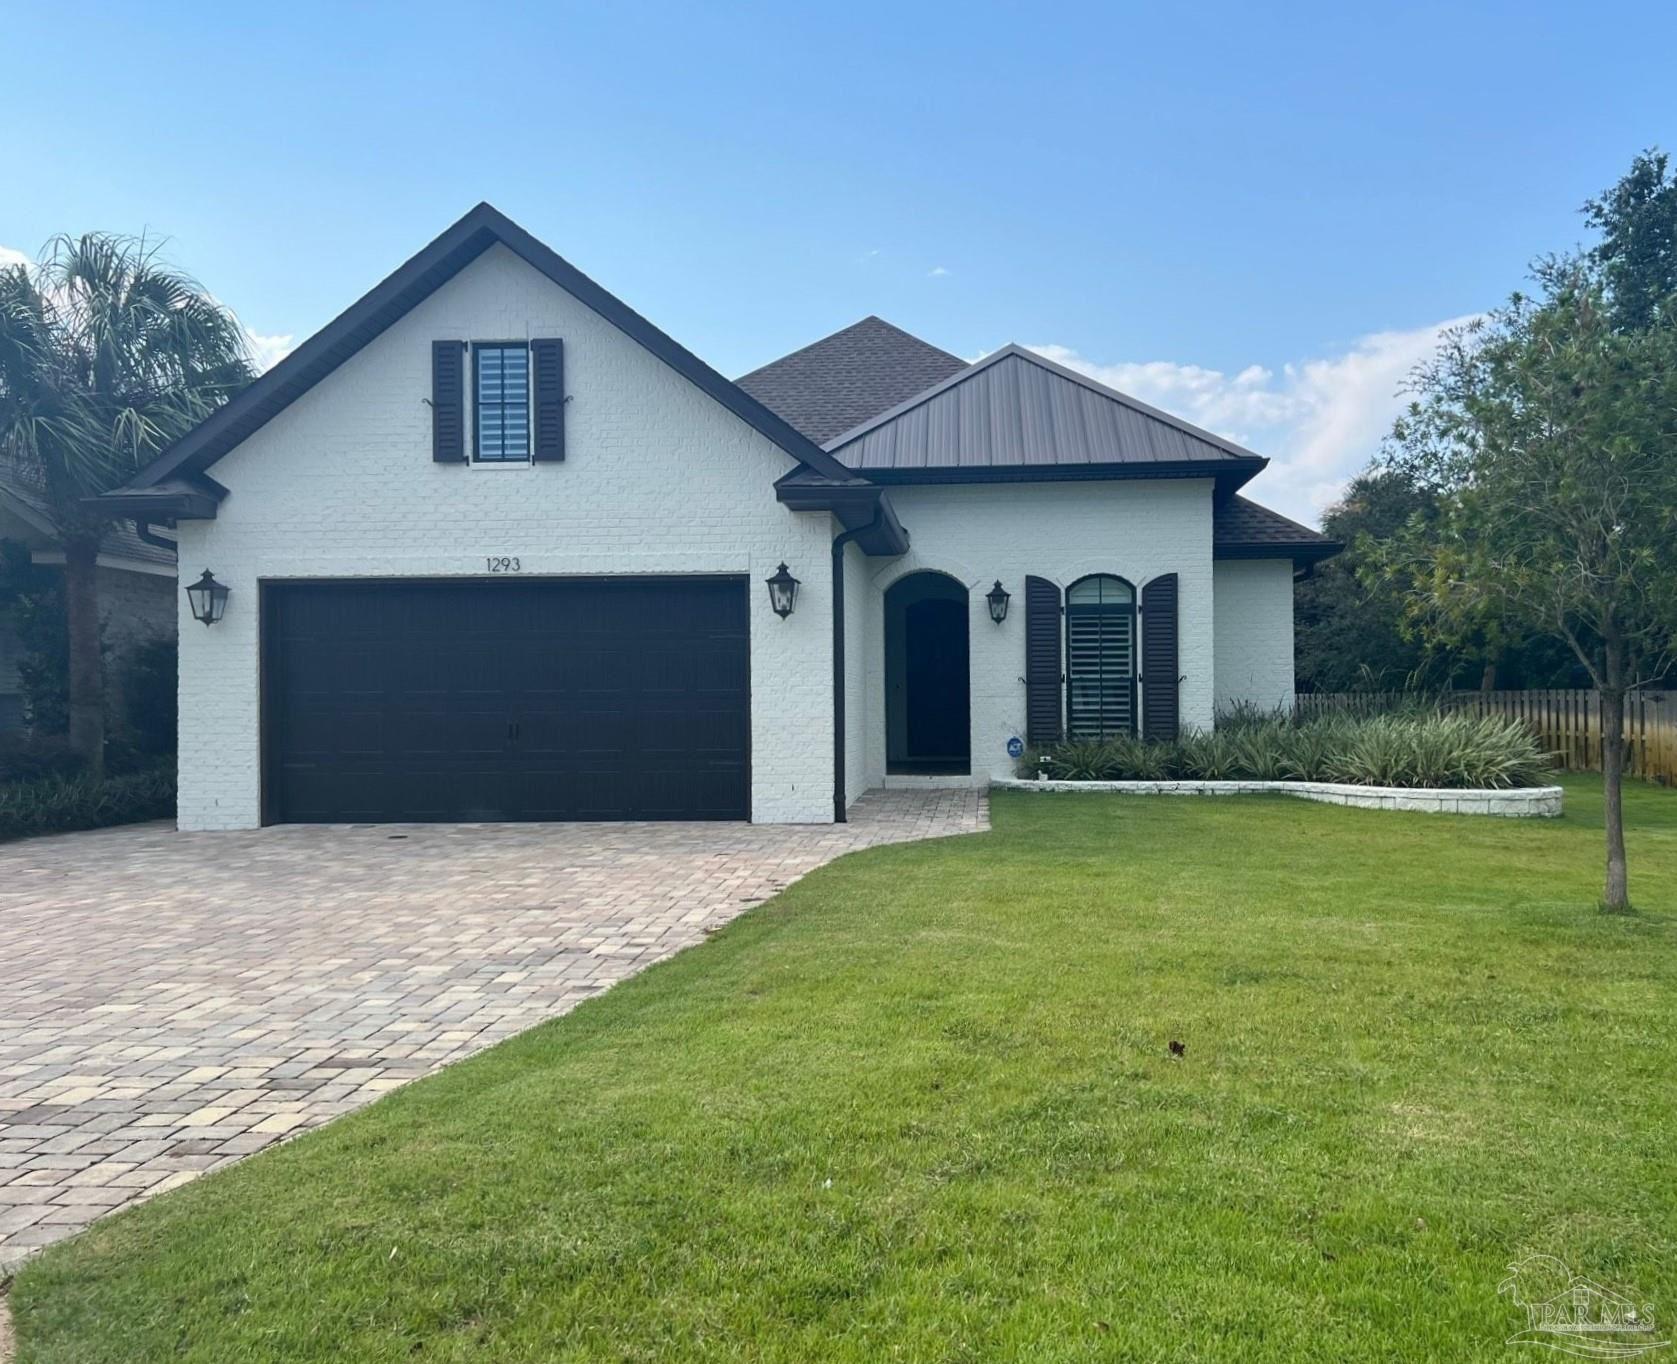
[0,789,987,1270]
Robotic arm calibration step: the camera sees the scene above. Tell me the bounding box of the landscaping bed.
[0,752,175,843]
[1024,710,1555,792]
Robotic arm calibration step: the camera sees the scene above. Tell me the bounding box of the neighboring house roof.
[1213,494,1341,563]
[106,203,858,507]
[0,466,176,570]
[819,344,1268,490]
[736,316,969,445]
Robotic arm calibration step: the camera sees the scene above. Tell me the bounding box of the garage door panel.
[386,708,508,757]
[518,708,630,757]
[264,578,749,823]
[636,703,746,753]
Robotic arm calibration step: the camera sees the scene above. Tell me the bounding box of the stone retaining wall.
[993,777,1564,817]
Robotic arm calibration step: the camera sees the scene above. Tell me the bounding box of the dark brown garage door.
[262,577,750,823]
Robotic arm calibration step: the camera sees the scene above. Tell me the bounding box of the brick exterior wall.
[175,244,836,829]
[857,479,1218,787]
[1212,558,1296,713]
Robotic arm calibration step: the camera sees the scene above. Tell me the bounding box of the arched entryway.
[885,572,970,774]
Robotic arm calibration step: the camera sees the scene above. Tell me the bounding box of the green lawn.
[12,777,1677,1362]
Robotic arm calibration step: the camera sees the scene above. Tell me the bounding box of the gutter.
[133,521,177,554]
[830,503,886,824]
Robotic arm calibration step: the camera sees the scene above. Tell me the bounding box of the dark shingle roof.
[736,316,969,444]
[1213,494,1341,563]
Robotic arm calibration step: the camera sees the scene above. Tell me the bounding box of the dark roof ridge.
[736,315,964,386]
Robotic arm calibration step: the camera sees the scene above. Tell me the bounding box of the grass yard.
[10,777,1677,1362]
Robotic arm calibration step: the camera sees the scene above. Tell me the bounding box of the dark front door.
[905,599,969,765]
[885,573,970,775]
[263,577,749,823]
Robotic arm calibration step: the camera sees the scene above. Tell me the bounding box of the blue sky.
[5,1,1673,523]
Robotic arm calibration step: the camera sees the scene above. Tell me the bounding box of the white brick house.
[100,205,1338,829]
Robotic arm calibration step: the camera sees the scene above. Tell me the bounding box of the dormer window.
[473,342,531,462]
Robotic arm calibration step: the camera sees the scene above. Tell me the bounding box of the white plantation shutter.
[1066,575,1135,739]
[474,343,531,461]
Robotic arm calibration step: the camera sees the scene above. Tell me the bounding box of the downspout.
[831,505,884,824]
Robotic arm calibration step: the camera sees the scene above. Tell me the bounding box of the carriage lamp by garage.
[765,562,800,619]
[986,579,1011,624]
[185,569,230,627]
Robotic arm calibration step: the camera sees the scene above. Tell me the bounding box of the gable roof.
[736,316,969,444]
[1213,494,1341,563]
[109,203,854,505]
[821,344,1268,488]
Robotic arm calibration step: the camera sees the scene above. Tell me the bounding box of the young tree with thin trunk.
[0,235,251,773]
[1377,268,1677,911]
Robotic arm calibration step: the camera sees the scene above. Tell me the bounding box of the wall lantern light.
[765,562,800,619]
[185,569,231,626]
[986,579,1011,624]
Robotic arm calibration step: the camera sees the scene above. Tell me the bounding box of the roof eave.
[1214,539,1344,564]
[775,479,910,555]
[850,457,1267,492]
[87,478,223,522]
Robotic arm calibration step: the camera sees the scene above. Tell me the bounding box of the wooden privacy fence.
[1294,689,1677,785]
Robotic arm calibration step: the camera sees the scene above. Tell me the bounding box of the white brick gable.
[175,244,835,828]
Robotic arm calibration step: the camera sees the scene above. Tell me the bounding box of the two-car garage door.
[262,577,750,823]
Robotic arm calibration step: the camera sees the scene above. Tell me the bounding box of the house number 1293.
[486,556,522,573]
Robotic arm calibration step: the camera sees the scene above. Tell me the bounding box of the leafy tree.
[1296,470,1443,692]
[1298,469,1579,693]
[1584,148,1677,331]
[0,236,251,773]
[1379,265,1677,911]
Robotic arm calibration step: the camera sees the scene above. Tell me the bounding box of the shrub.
[1174,730,1242,779]
[1021,712,1552,790]
[0,733,85,783]
[1229,722,1296,780]
[0,765,175,843]
[1030,736,1172,781]
[1214,700,1292,733]
[120,635,178,756]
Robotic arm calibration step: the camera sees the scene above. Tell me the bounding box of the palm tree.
[0,234,253,773]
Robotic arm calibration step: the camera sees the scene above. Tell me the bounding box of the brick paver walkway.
[0,789,987,1270]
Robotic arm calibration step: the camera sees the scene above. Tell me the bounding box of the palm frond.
[4,232,253,507]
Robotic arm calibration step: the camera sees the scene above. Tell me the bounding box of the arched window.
[1065,575,1136,739]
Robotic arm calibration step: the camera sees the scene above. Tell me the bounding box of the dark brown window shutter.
[1141,573,1180,740]
[1024,575,1063,746]
[431,341,466,462]
[531,338,565,462]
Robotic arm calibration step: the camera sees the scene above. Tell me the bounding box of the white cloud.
[928,265,951,278]
[0,244,32,271]
[1027,316,1474,525]
[243,328,294,372]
